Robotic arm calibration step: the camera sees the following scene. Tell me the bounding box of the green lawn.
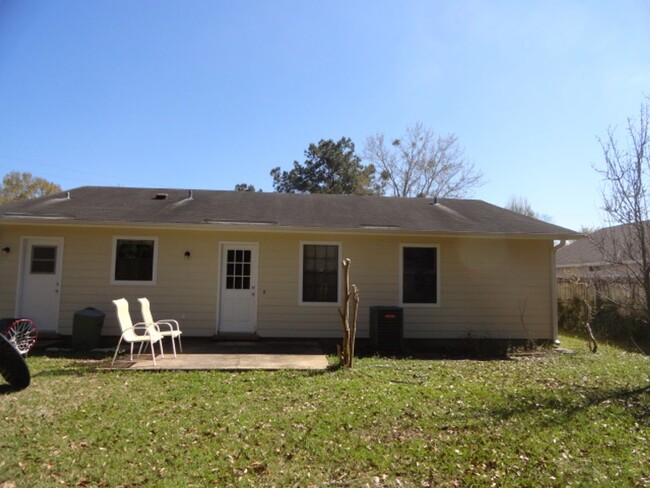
[1,335,648,487]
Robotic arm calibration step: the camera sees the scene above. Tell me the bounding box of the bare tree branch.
[364,122,483,198]
[594,98,650,331]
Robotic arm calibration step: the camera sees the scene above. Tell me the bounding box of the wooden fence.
[557,278,638,308]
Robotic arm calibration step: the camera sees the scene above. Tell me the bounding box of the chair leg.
[169,335,177,358]
[150,338,157,366]
[178,334,183,353]
[141,340,161,358]
[111,337,124,366]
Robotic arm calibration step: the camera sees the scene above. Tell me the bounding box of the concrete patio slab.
[105,340,330,371]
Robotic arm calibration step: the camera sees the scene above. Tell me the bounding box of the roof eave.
[0,217,579,240]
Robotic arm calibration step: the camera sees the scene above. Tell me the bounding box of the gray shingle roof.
[557,222,650,266]
[0,186,579,238]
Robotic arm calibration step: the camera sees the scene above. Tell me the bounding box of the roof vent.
[153,193,168,200]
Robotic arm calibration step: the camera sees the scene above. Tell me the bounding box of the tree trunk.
[339,259,360,368]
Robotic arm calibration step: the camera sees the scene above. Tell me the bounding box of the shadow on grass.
[30,348,114,360]
[26,350,114,378]
[490,383,650,426]
[30,363,106,378]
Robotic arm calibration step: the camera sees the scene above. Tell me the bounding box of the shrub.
[558,297,646,340]
[591,301,646,339]
[558,297,589,334]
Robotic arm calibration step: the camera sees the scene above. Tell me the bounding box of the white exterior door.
[218,243,258,334]
[17,237,64,333]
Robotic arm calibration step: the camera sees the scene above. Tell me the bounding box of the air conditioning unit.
[369,306,404,352]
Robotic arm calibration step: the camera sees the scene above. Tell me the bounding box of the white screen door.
[17,237,64,333]
[218,244,258,334]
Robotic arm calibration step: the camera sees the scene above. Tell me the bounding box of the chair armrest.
[129,322,161,335]
[155,319,181,331]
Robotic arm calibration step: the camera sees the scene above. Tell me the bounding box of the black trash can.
[72,307,105,350]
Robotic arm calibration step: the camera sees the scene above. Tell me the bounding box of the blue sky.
[1,0,649,231]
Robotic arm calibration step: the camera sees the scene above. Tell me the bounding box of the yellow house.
[0,187,578,347]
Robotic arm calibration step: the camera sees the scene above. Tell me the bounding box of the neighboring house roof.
[557,231,608,269]
[0,186,579,238]
[557,222,650,268]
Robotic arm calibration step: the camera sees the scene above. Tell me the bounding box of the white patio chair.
[138,297,183,357]
[111,298,164,366]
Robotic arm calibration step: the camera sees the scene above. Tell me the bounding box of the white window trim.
[399,243,440,307]
[111,236,159,285]
[299,241,342,306]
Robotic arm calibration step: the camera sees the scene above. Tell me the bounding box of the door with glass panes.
[218,244,258,334]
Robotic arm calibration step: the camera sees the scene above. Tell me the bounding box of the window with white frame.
[401,245,438,304]
[112,237,157,283]
[301,243,340,303]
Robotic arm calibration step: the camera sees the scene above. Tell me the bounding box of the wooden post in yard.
[339,259,360,368]
[349,283,359,368]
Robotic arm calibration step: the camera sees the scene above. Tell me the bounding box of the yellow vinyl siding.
[433,238,552,339]
[0,230,21,319]
[0,224,555,340]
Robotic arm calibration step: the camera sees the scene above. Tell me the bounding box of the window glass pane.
[326,257,338,271]
[403,247,437,304]
[32,246,56,260]
[302,244,338,302]
[225,248,254,289]
[304,245,315,258]
[114,239,155,281]
[30,246,56,274]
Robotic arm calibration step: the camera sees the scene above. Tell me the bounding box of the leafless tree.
[364,122,483,198]
[506,195,538,218]
[595,98,650,333]
[505,195,553,222]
